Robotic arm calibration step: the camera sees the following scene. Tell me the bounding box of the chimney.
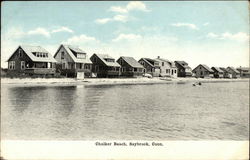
[157,56,160,59]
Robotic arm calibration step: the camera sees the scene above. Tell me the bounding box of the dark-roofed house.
[211,67,224,78]
[117,56,144,77]
[90,53,121,78]
[155,56,177,78]
[192,64,214,78]
[236,67,250,78]
[138,58,160,77]
[54,44,92,78]
[219,67,232,78]
[227,67,240,78]
[7,45,57,76]
[174,61,192,77]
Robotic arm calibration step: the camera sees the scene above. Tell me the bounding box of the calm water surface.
[1,81,249,140]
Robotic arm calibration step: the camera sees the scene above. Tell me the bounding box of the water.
[1,81,249,140]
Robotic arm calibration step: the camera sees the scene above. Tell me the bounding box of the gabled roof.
[7,45,57,63]
[227,66,240,74]
[94,54,120,67]
[175,61,191,69]
[56,44,92,64]
[140,58,158,67]
[155,57,176,68]
[200,64,214,72]
[119,56,144,68]
[212,67,223,73]
[219,67,229,73]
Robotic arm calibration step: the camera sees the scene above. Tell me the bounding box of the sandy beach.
[1,77,248,86]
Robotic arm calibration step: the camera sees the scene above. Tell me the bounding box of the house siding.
[138,59,160,77]
[8,47,56,76]
[175,63,192,77]
[227,67,240,78]
[155,59,177,78]
[90,54,120,78]
[193,65,213,78]
[54,45,92,77]
[117,58,144,77]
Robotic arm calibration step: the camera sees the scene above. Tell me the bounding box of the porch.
[24,68,56,75]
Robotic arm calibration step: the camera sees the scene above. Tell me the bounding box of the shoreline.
[1,77,249,86]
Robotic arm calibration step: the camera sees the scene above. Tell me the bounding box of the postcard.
[1,1,249,160]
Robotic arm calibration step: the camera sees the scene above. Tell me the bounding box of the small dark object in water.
[198,82,202,85]
[192,83,196,86]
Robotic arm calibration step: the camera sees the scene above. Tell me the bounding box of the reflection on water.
[1,81,249,140]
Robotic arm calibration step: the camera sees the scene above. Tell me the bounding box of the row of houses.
[6,45,250,79]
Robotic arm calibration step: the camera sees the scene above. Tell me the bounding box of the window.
[154,62,159,66]
[95,65,99,72]
[62,63,66,69]
[19,49,23,57]
[61,51,65,59]
[134,68,137,72]
[162,62,164,66]
[174,69,177,73]
[68,63,72,69]
[85,64,89,69]
[116,67,120,71]
[105,58,114,62]
[121,67,125,72]
[77,53,86,59]
[120,59,123,65]
[21,61,25,70]
[93,57,97,63]
[9,61,15,70]
[140,61,144,65]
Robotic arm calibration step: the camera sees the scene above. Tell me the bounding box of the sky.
[1,1,249,68]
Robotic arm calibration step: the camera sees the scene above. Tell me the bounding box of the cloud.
[51,26,74,33]
[113,15,129,22]
[203,22,209,26]
[27,27,51,37]
[126,1,150,12]
[207,32,249,42]
[171,23,199,30]
[109,1,150,13]
[109,6,128,13]
[63,34,99,45]
[95,18,112,24]
[207,32,219,38]
[95,15,129,24]
[4,26,74,40]
[112,33,142,42]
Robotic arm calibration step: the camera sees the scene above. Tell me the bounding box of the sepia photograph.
[1,1,249,159]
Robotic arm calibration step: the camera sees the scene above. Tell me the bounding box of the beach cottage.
[236,67,250,78]
[138,58,160,77]
[54,44,92,78]
[227,67,240,78]
[174,61,192,77]
[90,54,121,78]
[192,64,214,78]
[211,67,224,78]
[117,56,144,77]
[155,56,177,78]
[7,45,57,76]
[219,67,232,78]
